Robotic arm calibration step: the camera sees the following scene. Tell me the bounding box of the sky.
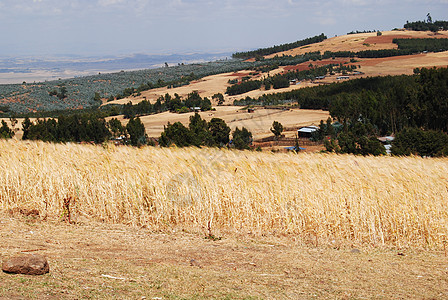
[0,0,447,57]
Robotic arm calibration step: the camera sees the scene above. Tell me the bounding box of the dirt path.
[1,216,447,299]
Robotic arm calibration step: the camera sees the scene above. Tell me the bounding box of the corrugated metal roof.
[298,126,318,133]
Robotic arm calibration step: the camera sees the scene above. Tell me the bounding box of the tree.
[22,117,32,140]
[392,128,448,157]
[232,127,252,150]
[108,118,126,138]
[126,117,146,146]
[159,122,192,147]
[208,118,230,147]
[58,86,67,100]
[270,121,284,140]
[212,93,225,106]
[189,113,211,147]
[0,120,14,139]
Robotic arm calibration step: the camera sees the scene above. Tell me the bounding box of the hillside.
[1,30,448,116]
[107,30,448,108]
[265,30,448,58]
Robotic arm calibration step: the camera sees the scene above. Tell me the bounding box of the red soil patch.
[283,58,350,72]
[365,34,413,45]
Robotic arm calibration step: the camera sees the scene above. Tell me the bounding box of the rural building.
[248,108,255,113]
[190,107,201,112]
[337,76,350,80]
[297,125,319,138]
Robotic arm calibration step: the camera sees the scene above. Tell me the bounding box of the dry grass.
[1,217,448,299]
[1,139,448,250]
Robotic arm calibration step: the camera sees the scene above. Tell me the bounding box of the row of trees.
[122,91,212,119]
[404,18,448,32]
[159,113,253,150]
[21,113,146,146]
[232,34,327,59]
[1,112,255,150]
[393,38,448,53]
[0,120,14,139]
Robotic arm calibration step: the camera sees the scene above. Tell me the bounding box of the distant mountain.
[0,52,232,84]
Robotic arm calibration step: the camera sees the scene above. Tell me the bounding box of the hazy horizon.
[1,0,447,58]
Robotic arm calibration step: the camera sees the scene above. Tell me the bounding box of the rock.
[2,254,49,275]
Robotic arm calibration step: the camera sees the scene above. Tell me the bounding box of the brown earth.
[1,215,447,299]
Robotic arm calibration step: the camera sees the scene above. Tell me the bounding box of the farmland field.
[2,139,447,249]
[1,140,448,298]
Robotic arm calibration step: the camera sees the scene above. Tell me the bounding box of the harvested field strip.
[1,140,447,249]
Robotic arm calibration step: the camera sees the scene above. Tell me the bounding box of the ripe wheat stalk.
[1,139,447,249]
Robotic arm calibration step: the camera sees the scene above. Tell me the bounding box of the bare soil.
[1,215,447,299]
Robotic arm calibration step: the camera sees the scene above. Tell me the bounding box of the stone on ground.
[2,254,49,275]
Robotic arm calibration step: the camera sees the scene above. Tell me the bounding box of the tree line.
[404,20,448,32]
[18,113,146,146]
[393,38,448,53]
[232,34,327,59]
[0,110,255,151]
[159,113,253,150]
[122,91,212,119]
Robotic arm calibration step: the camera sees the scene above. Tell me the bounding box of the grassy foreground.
[1,139,448,249]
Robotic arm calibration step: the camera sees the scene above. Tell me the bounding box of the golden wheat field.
[1,139,448,249]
